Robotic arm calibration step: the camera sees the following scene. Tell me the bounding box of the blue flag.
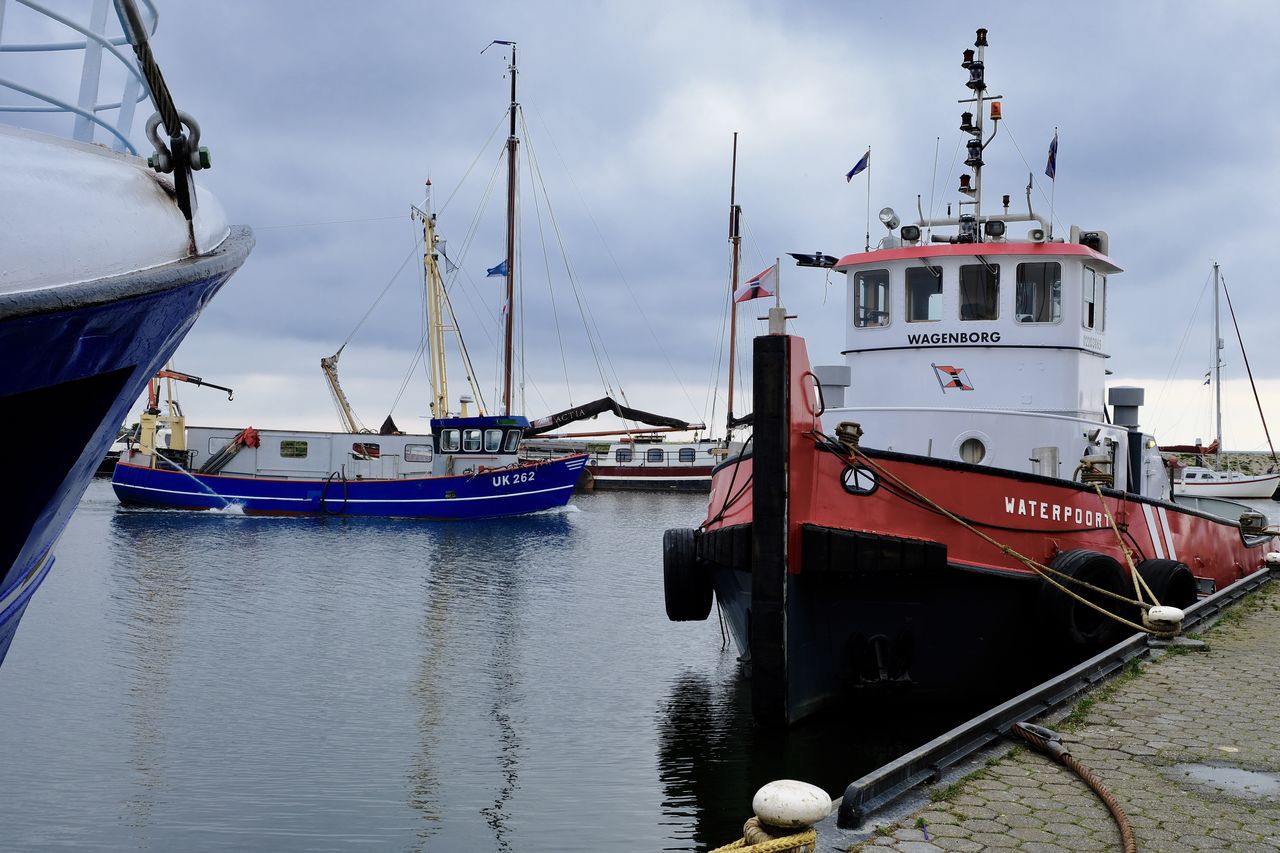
[486,260,509,277]
[1045,133,1058,181]
[846,150,870,182]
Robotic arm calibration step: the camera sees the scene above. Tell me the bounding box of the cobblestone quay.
[848,582,1280,851]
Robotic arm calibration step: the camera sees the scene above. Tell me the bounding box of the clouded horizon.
[9,1,1280,451]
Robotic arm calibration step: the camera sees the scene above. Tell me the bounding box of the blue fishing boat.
[112,42,587,519]
[111,417,587,519]
[0,1,253,663]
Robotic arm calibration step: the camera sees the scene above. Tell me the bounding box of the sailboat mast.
[726,133,741,434]
[502,45,519,415]
[414,182,449,419]
[1213,261,1223,468]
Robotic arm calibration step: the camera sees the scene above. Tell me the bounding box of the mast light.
[964,137,984,167]
[960,111,976,134]
[990,100,1002,120]
[966,61,986,91]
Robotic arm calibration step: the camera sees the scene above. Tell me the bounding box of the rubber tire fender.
[1037,549,1133,650]
[1136,559,1197,610]
[663,527,713,622]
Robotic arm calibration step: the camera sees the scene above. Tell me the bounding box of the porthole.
[959,437,986,464]
[841,466,878,495]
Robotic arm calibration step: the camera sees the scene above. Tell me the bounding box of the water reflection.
[408,512,574,850]
[108,511,200,834]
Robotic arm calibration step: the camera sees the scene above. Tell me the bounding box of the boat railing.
[0,0,158,154]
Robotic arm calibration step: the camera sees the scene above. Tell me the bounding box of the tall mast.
[726,133,742,434]
[502,44,519,415]
[413,182,449,418]
[1213,261,1223,467]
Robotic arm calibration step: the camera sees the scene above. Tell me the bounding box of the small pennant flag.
[1045,132,1058,181]
[1203,371,1211,386]
[486,259,509,277]
[846,149,870,182]
[735,264,778,303]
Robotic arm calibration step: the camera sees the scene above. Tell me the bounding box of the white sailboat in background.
[1170,262,1280,499]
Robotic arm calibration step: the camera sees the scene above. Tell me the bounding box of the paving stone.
[843,582,1280,851]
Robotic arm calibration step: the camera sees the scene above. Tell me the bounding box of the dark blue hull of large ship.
[0,229,254,664]
[111,453,588,519]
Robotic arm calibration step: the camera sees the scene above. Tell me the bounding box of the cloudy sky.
[11,1,1280,449]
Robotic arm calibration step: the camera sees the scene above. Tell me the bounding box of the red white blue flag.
[735,264,778,303]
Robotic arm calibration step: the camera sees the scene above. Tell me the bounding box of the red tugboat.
[663,28,1280,726]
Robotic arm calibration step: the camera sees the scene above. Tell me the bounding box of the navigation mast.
[726,133,742,435]
[413,181,451,418]
[502,43,519,415]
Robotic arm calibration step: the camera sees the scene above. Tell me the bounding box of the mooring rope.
[1013,722,1137,853]
[708,824,816,853]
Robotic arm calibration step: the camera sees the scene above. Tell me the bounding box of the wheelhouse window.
[678,448,697,463]
[351,442,380,459]
[959,263,999,320]
[462,429,482,452]
[615,448,633,463]
[405,444,433,463]
[503,430,522,453]
[1083,266,1106,331]
[438,429,460,452]
[646,448,665,462]
[853,269,890,327]
[905,266,943,322]
[1015,262,1061,323]
[280,440,308,459]
[484,429,504,453]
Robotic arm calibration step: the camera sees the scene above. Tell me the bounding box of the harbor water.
[2,482,1275,851]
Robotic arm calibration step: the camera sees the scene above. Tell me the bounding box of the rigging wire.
[519,110,617,401]
[525,128,574,407]
[1219,272,1278,461]
[527,104,705,423]
[437,110,508,217]
[997,120,1062,234]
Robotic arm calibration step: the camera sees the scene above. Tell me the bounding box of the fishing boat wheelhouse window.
[1015,262,1061,323]
[853,269,890,327]
[462,429,482,452]
[438,429,460,452]
[1083,266,1106,331]
[959,263,999,320]
[484,429,504,453]
[616,448,632,463]
[906,266,943,322]
[280,440,308,459]
[405,443,432,462]
[678,448,697,462]
[503,430,521,453]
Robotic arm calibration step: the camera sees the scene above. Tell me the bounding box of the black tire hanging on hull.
[1137,558,1198,610]
[663,527,712,621]
[1037,549,1134,651]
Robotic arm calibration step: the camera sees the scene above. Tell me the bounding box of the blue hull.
[111,453,589,519]
[0,229,254,666]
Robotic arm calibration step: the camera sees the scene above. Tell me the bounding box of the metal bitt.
[751,331,791,726]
